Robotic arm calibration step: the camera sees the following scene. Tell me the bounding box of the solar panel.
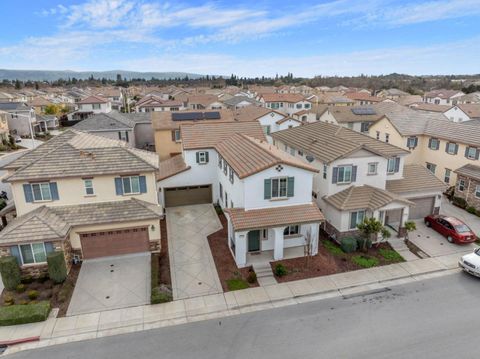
[351,107,376,115]
[171,111,221,121]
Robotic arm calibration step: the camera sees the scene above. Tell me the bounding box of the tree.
[404,221,417,242]
[356,217,385,252]
[14,79,21,89]
[44,104,59,115]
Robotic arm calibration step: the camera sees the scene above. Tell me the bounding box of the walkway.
[166,204,223,300]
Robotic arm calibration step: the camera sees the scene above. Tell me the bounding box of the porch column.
[235,231,248,267]
[273,227,284,260]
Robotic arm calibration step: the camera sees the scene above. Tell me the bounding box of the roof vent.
[306,155,315,163]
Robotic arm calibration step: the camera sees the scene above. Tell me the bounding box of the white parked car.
[459,248,480,277]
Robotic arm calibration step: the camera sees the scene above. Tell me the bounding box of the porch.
[247,246,305,266]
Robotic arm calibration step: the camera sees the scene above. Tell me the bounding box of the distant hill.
[0,69,206,81]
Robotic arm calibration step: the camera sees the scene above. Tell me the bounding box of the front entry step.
[252,263,277,286]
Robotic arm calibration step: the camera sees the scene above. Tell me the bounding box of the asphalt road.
[6,272,480,359]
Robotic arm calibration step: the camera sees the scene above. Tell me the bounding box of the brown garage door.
[80,227,149,259]
[409,197,435,219]
[164,185,212,207]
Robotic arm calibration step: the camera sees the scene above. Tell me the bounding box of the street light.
[11,112,36,149]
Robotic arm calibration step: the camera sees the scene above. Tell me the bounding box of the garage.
[408,197,435,219]
[80,227,149,259]
[164,185,212,207]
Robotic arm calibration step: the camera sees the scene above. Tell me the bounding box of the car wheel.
[425,221,431,227]
[447,236,454,243]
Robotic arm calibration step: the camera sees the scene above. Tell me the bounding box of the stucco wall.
[155,129,182,160]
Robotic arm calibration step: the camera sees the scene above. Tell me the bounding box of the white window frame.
[173,129,181,142]
[84,179,94,196]
[122,176,140,195]
[337,166,353,184]
[284,225,300,236]
[385,133,390,143]
[198,151,208,164]
[17,243,48,265]
[263,125,271,135]
[31,183,52,202]
[387,158,396,174]
[367,162,378,175]
[446,143,456,155]
[458,179,465,192]
[350,210,365,230]
[323,164,327,179]
[429,138,439,150]
[271,177,288,199]
[407,137,417,149]
[466,147,477,160]
[92,103,101,110]
[475,185,480,198]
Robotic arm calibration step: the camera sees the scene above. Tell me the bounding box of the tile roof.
[232,106,284,122]
[456,104,480,119]
[325,106,384,123]
[259,93,306,103]
[216,134,318,179]
[454,164,480,181]
[151,109,235,130]
[224,203,324,232]
[3,130,159,182]
[271,121,408,164]
[386,164,447,194]
[180,121,266,150]
[425,89,463,99]
[0,199,162,245]
[410,103,452,113]
[221,96,260,107]
[73,112,135,131]
[157,154,191,181]
[77,95,109,104]
[323,185,413,211]
[345,92,382,102]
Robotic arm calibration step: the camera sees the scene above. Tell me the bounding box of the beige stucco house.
[0,130,162,276]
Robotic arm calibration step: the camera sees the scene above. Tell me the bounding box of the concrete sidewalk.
[2,251,466,355]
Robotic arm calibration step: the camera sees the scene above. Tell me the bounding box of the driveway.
[67,253,150,316]
[166,204,223,300]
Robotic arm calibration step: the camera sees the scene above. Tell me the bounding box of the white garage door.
[409,197,435,219]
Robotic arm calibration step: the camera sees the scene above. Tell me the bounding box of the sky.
[0,0,479,77]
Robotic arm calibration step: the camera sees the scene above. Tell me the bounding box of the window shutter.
[125,131,129,142]
[205,151,209,163]
[171,131,175,141]
[23,184,33,203]
[9,246,21,265]
[414,137,418,147]
[44,242,54,254]
[196,152,200,163]
[115,177,123,195]
[264,179,271,200]
[118,132,122,140]
[332,167,338,184]
[394,157,400,173]
[454,144,459,155]
[476,149,480,160]
[351,166,357,182]
[287,177,295,197]
[139,176,147,193]
[50,182,59,201]
[428,138,432,149]
[445,142,449,153]
[465,147,470,158]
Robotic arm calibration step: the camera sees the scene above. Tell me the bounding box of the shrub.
[0,301,51,326]
[37,273,49,283]
[226,278,249,291]
[453,196,467,209]
[322,240,344,256]
[151,285,173,304]
[274,263,287,277]
[47,251,67,284]
[151,254,159,289]
[356,237,372,251]
[214,204,223,215]
[340,237,357,253]
[379,249,404,262]
[467,206,477,215]
[247,270,257,284]
[3,293,15,305]
[21,275,34,284]
[16,284,26,293]
[27,290,39,300]
[352,255,379,268]
[0,256,21,290]
[57,281,74,303]
[19,300,29,305]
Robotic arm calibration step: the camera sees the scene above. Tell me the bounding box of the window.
[197,151,208,164]
[84,179,94,196]
[360,122,370,133]
[458,179,465,192]
[172,129,181,142]
[219,182,223,199]
[31,183,52,202]
[347,123,354,129]
[263,125,271,135]
[284,225,299,236]
[466,147,478,160]
[289,147,295,156]
[350,211,365,230]
[218,156,222,169]
[376,131,380,140]
[426,162,437,174]
[118,131,129,142]
[476,185,480,198]
[337,166,353,184]
[92,103,101,110]
[407,137,418,149]
[429,138,440,150]
[446,142,457,155]
[367,162,378,175]
[271,177,288,198]
[298,149,303,156]
[385,133,390,143]
[15,243,50,265]
[444,169,451,184]
[229,167,234,184]
[387,158,399,174]
[223,161,228,175]
[225,192,228,208]
[323,164,327,179]
[122,176,140,194]
[304,103,310,109]
[296,103,302,109]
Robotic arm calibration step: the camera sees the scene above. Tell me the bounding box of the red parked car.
[424,214,477,244]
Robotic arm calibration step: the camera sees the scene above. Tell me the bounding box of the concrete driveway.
[67,253,150,316]
[166,204,223,300]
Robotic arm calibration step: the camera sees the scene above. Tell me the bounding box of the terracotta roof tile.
[157,154,191,181]
[386,164,447,194]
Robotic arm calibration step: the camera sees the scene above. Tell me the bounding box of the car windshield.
[476,248,480,256]
[455,224,471,233]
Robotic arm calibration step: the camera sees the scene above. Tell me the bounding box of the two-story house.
[0,130,162,277]
[443,104,480,123]
[272,121,446,240]
[0,102,38,137]
[77,95,112,114]
[454,164,480,211]
[135,95,185,113]
[157,121,324,267]
[95,88,123,111]
[318,106,385,134]
[257,93,312,116]
[370,102,480,185]
[424,89,464,105]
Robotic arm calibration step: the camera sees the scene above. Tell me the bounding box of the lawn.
[271,235,405,283]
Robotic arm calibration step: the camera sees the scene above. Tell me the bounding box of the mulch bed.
[0,263,81,317]
[207,213,259,291]
[271,237,405,283]
[159,218,172,287]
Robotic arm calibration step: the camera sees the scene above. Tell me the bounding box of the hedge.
[0,256,21,290]
[47,251,67,284]
[340,237,357,253]
[0,301,51,326]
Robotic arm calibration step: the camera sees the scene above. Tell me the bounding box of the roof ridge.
[125,147,158,169]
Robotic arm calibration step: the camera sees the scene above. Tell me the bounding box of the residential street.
[7,272,480,359]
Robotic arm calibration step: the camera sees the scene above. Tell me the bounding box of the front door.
[248,230,260,252]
